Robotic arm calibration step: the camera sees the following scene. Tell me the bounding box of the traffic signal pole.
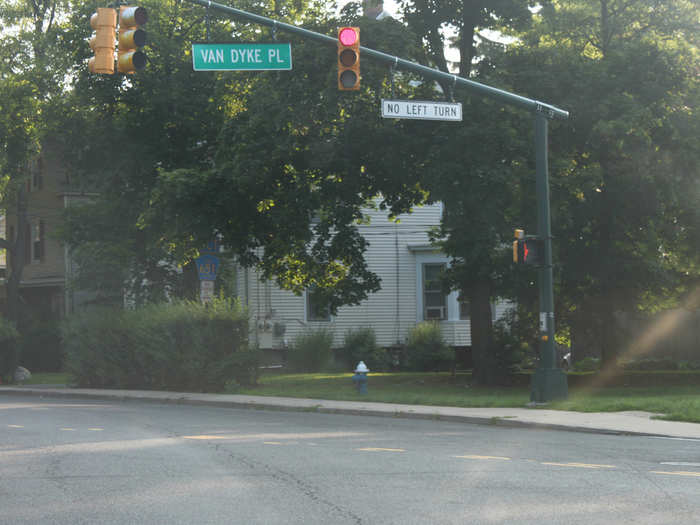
[183,0,569,401]
[531,114,567,401]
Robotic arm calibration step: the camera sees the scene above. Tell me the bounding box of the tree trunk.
[469,278,495,385]
[459,1,480,76]
[5,184,28,324]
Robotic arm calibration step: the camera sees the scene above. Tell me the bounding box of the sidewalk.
[2,385,700,439]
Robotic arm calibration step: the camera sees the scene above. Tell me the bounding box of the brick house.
[2,141,95,322]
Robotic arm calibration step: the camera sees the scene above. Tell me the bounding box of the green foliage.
[288,327,334,372]
[63,298,257,392]
[496,0,700,367]
[573,357,601,373]
[404,322,453,372]
[342,327,391,372]
[0,316,20,381]
[18,318,62,372]
[621,358,681,371]
[488,317,528,382]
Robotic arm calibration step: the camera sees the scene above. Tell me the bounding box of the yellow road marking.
[651,471,700,478]
[455,455,511,461]
[88,428,104,431]
[7,424,24,428]
[356,447,406,452]
[542,462,615,469]
[60,428,76,431]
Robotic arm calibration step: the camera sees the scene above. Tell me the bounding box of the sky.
[339,0,462,66]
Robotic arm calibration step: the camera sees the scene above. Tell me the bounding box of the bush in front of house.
[18,318,63,372]
[342,327,391,372]
[404,322,453,372]
[621,358,679,371]
[288,327,334,372]
[572,357,601,372]
[0,316,20,382]
[63,298,257,392]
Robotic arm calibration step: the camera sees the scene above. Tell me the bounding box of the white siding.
[238,202,510,349]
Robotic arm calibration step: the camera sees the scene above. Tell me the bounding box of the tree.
[0,0,73,322]
[143,8,433,311]
[496,0,700,368]
[60,0,432,311]
[396,0,541,384]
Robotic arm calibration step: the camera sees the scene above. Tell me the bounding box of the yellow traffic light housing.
[88,8,117,74]
[337,27,360,90]
[118,6,148,74]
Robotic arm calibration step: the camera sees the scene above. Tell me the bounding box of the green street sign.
[192,42,292,71]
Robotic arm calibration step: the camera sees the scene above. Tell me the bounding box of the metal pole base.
[530,368,568,403]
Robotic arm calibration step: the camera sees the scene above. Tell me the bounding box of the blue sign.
[196,254,219,281]
[205,239,220,253]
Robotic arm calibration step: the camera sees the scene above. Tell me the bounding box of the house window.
[24,220,45,264]
[33,220,45,261]
[306,288,331,322]
[24,223,31,263]
[422,263,447,320]
[27,157,44,192]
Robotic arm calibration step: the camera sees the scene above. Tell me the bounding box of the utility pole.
[182,0,569,401]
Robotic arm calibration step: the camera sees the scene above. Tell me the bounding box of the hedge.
[63,298,258,392]
[0,316,20,382]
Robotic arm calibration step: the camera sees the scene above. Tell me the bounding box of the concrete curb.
[2,386,699,440]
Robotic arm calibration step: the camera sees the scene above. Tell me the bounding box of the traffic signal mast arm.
[181,0,568,400]
[181,0,568,121]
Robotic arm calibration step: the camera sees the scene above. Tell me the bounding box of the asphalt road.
[2,395,699,525]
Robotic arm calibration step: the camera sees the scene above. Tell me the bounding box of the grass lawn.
[550,385,700,423]
[235,371,700,423]
[236,372,531,407]
[9,371,700,423]
[11,372,70,386]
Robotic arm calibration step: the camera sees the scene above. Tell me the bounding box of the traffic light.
[337,27,360,90]
[118,6,148,74]
[88,8,117,74]
[514,238,545,266]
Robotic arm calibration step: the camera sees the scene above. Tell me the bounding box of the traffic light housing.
[513,238,545,266]
[88,7,117,74]
[337,27,360,90]
[118,6,147,74]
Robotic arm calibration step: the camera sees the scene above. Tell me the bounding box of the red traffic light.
[338,27,358,46]
[337,27,360,91]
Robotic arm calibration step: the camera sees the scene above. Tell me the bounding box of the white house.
[237,202,512,350]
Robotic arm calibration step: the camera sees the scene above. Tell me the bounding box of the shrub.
[288,327,334,372]
[342,327,391,372]
[0,317,20,382]
[621,358,679,371]
[487,318,525,383]
[573,356,600,372]
[18,318,63,372]
[63,298,257,392]
[404,322,453,372]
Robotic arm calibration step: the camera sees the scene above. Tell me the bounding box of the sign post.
[195,254,219,304]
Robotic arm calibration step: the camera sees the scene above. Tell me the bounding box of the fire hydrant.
[352,361,369,395]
